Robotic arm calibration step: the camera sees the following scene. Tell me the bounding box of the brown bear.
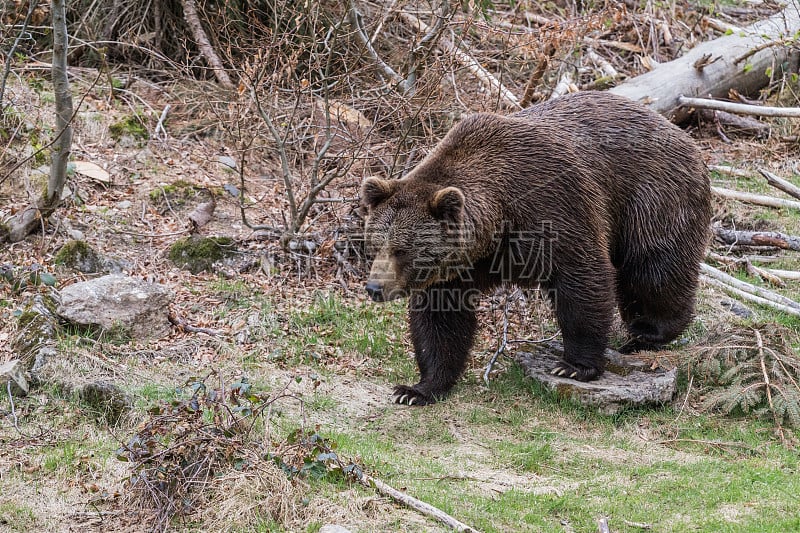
[361,91,712,406]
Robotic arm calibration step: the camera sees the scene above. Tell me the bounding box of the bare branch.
[181,0,234,88]
[758,168,800,201]
[348,0,405,89]
[679,96,800,118]
[249,84,298,228]
[0,0,36,110]
[399,10,521,109]
[701,263,800,313]
[713,225,800,252]
[355,470,481,532]
[712,186,800,211]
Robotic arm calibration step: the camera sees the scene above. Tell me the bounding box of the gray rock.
[0,360,29,396]
[514,341,676,415]
[218,155,237,170]
[57,274,174,340]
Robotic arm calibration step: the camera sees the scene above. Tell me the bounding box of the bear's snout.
[365,281,385,302]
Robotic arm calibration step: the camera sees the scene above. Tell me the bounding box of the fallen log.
[609,5,800,121]
[714,225,800,252]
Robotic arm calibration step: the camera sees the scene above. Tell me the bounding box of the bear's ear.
[361,177,397,210]
[429,186,465,223]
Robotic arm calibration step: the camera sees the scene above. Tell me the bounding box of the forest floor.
[3,2,800,532]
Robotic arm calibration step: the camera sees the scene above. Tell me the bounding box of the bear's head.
[360,176,469,302]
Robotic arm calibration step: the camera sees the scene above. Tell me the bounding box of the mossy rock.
[168,236,236,274]
[109,114,148,143]
[149,180,203,212]
[54,240,105,273]
[12,294,60,369]
[79,381,132,425]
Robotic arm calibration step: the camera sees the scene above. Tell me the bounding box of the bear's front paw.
[549,361,603,382]
[392,385,436,406]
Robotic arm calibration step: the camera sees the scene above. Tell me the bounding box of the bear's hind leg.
[547,272,615,382]
[617,257,698,353]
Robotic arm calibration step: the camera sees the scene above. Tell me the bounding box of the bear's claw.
[392,385,435,406]
[549,361,602,382]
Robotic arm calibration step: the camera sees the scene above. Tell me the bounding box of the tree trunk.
[609,5,800,122]
[7,0,73,242]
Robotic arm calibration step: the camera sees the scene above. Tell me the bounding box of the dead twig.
[168,312,222,337]
[520,44,556,107]
[701,263,800,311]
[348,1,405,90]
[585,47,619,79]
[708,165,753,178]
[154,103,171,140]
[735,38,793,65]
[0,0,36,109]
[701,269,800,318]
[550,70,576,100]
[756,329,787,445]
[707,252,786,287]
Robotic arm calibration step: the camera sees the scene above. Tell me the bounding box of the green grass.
[280,291,411,376]
[0,502,37,532]
[318,363,800,532]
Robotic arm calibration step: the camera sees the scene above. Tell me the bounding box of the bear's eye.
[391,248,408,259]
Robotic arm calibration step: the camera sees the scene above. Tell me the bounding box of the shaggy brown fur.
[362,91,712,406]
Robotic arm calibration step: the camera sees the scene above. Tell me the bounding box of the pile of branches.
[115,374,329,530]
[690,324,800,440]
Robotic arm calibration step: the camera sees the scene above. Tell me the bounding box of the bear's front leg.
[548,275,615,382]
[394,282,478,406]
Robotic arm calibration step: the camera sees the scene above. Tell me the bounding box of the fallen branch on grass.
[708,165,753,178]
[707,251,786,287]
[700,263,800,317]
[679,96,800,118]
[355,470,480,532]
[713,225,800,252]
[702,276,800,317]
[759,168,800,201]
[761,269,800,281]
[712,187,800,211]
